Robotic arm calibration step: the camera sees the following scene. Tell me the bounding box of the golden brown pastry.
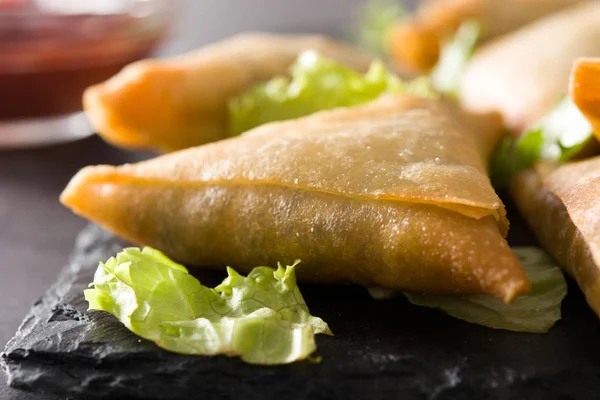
[511,159,600,316]
[389,0,584,74]
[570,58,600,137]
[509,59,600,316]
[62,95,529,302]
[459,1,600,133]
[84,33,373,152]
[437,96,504,160]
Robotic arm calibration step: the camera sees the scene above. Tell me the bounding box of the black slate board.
[4,213,600,399]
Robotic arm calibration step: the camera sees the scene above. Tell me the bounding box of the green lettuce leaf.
[530,96,594,161]
[354,0,407,56]
[491,97,594,188]
[369,247,567,333]
[490,129,544,189]
[430,19,481,97]
[84,247,331,365]
[228,50,436,136]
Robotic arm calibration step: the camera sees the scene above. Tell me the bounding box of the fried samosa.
[389,0,584,74]
[511,160,600,316]
[570,58,600,137]
[61,95,529,303]
[510,59,600,316]
[459,1,600,133]
[84,33,373,152]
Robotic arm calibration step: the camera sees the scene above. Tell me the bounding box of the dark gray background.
[0,0,385,398]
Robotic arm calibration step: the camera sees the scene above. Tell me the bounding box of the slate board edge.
[0,225,128,398]
[3,224,600,399]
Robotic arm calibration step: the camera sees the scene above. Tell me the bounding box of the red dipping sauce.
[0,0,175,147]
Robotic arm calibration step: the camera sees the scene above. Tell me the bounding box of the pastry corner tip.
[83,61,165,152]
[59,165,117,211]
[500,275,532,304]
[389,22,440,74]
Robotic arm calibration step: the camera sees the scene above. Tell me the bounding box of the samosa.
[570,58,600,136]
[84,33,373,152]
[389,0,584,74]
[62,95,529,302]
[511,59,600,316]
[459,1,600,133]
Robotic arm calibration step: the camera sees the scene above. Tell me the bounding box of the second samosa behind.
[61,95,529,302]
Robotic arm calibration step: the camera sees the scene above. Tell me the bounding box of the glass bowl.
[0,0,176,148]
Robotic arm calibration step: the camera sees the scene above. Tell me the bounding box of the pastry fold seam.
[61,178,527,302]
[62,172,507,234]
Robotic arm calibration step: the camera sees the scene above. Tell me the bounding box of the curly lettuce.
[491,97,594,188]
[84,247,331,365]
[369,247,567,333]
[228,50,435,136]
[430,20,481,97]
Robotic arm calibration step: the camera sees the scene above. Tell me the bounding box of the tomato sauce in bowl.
[0,0,175,147]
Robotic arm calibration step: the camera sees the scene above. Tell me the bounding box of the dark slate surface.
[4,206,600,399]
[0,0,375,397]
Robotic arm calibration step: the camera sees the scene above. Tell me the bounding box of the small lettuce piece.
[84,247,331,365]
[490,129,544,189]
[354,0,407,56]
[228,50,436,136]
[531,97,594,161]
[491,97,594,188]
[430,20,481,97]
[404,247,568,333]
